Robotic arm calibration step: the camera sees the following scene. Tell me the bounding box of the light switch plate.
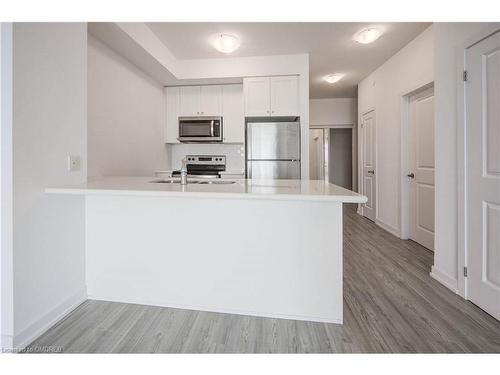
[68,155,81,172]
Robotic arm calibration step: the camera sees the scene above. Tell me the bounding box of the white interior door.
[409,88,435,251]
[466,30,500,320]
[309,129,324,180]
[362,111,376,221]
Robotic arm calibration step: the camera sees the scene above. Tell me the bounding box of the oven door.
[178,117,222,142]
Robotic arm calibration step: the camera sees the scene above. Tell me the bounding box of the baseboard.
[430,266,459,294]
[375,219,401,238]
[88,294,342,325]
[13,287,87,350]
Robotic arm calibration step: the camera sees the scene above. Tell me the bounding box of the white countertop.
[46,176,367,203]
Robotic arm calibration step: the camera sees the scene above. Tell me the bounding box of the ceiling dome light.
[212,34,240,54]
[324,73,344,84]
[353,27,382,44]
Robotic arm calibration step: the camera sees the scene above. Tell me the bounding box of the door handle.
[367,170,374,174]
[407,173,415,178]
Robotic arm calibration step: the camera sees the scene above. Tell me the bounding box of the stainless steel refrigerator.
[246,119,301,179]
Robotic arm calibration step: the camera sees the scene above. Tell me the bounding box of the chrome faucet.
[180,158,188,185]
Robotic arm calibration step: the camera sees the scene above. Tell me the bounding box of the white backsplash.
[167,143,245,173]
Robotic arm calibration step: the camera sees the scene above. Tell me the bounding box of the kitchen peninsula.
[46,177,366,324]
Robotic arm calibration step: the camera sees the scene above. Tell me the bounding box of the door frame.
[458,26,500,299]
[400,83,434,241]
[359,109,377,219]
[309,128,326,181]
[1,22,14,350]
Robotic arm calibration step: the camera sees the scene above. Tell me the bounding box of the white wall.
[11,23,87,348]
[88,35,167,177]
[310,98,357,127]
[432,23,500,294]
[358,26,434,235]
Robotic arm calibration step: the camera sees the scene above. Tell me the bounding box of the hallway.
[27,206,500,353]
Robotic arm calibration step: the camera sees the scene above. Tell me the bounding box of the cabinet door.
[200,85,222,116]
[179,86,201,116]
[270,76,299,116]
[243,77,270,116]
[222,84,244,143]
[165,87,180,143]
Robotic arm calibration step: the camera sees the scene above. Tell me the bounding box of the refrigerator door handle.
[246,123,252,161]
[247,162,252,179]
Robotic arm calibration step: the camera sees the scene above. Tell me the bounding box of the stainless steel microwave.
[178,116,223,143]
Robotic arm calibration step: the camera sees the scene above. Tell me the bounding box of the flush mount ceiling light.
[352,27,383,44]
[212,34,240,54]
[323,73,344,84]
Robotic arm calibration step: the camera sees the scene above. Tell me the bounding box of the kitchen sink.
[149,179,236,185]
[197,180,237,185]
[150,179,199,184]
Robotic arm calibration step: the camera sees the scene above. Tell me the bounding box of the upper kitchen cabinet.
[201,86,223,116]
[243,75,299,117]
[164,86,180,143]
[269,76,299,116]
[222,84,245,143]
[179,85,222,117]
[243,77,271,116]
[165,84,244,144]
[179,86,200,116]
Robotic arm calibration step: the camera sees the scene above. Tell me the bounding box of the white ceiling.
[146,22,431,98]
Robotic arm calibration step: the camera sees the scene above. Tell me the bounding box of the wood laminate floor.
[28,205,500,353]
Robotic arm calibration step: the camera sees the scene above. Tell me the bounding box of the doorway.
[361,110,376,222]
[309,127,353,189]
[464,30,500,321]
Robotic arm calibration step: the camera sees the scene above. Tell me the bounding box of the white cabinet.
[243,76,299,117]
[165,84,244,144]
[243,77,271,116]
[179,86,200,116]
[179,85,222,116]
[222,84,245,143]
[165,87,180,143]
[270,76,299,116]
[201,86,222,116]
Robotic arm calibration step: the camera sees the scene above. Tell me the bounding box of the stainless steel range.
[171,155,226,179]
